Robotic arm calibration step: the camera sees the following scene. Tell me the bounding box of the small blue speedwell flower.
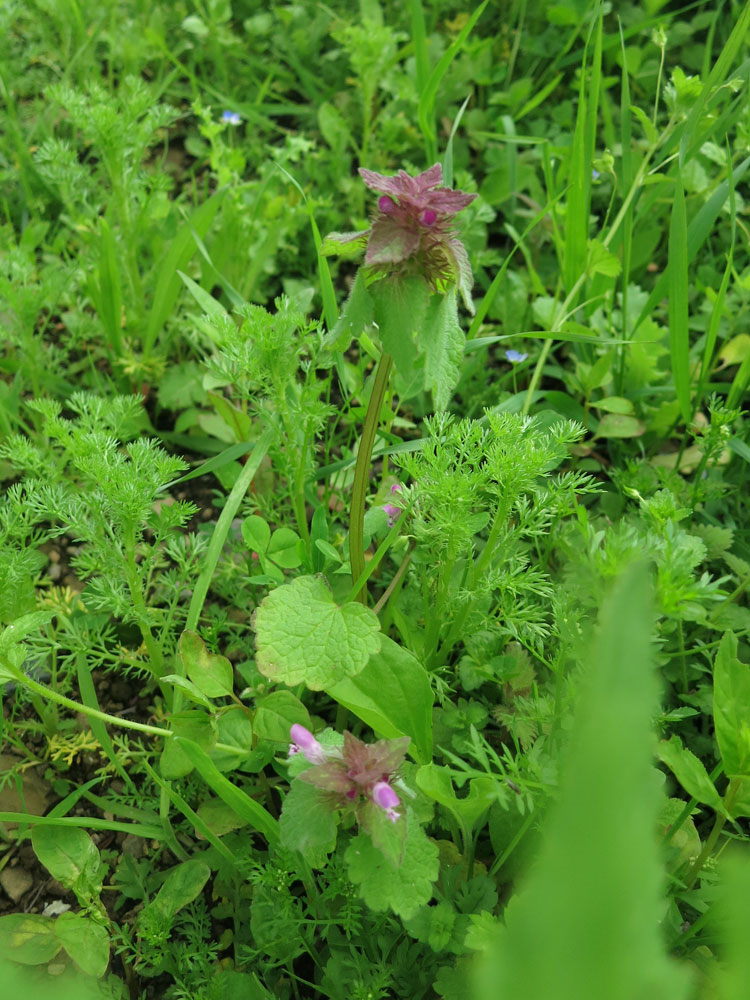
[221,110,242,126]
[505,349,528,364]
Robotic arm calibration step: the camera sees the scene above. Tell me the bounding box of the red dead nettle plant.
[322,164,476,604]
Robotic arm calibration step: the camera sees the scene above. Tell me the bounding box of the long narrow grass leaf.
[174,738,279,845]
[668,176,691,423]
[475,564,690,1000]
[417,0,488,163]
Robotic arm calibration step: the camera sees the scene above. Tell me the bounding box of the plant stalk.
[349,352,393,605]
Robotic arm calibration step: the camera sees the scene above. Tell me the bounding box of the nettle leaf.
[253,575,381,690]
[320,229,369,258]
[420,290,465,412]
[587,238,622,278]
[345,810,439,919]
[280,780,337,868]
[324,269,373,352]
[657,735,726,815]
[54,911,110,978]
[370,276,431,399]
[713,631,750,777]
[180,630,234,698]
[327,635,433,762]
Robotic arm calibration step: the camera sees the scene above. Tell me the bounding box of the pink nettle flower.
[372,780,401,822]
[293,728,408,825]
[288,724,327,765]
[360,164,476,308]
[323,164,477,311]
[383,482,404,529]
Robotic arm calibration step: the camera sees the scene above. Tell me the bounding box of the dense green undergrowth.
[2,1,750,998]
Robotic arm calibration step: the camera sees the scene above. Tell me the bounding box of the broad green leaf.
[421,290,465,412]
[54,912,110,978]
[324,269,373,352]
[31,826,103,898]
[141,859,210,925]
[713,631,750,777]
[345,810,439,919]
[279,780,337,867]
[590,396,633,415]
[267,527,303,569]
[416,764,497,832]
[0,913,61,965]
[657,735,725,814]
[180,630,234,698]
[594,413,645,439]
[659,798,701,869]
[482,564,690,1000]
[161,674,213,709]
[370,276,430,399]
[196,798,248,838]
[404,899,457,953]
[161,710,218,779]
[253,690,311,744]
[211,707,254,772]
[242,515,271,554]
[175,737,279,844]
[327,635,433,762]
[254,575,381,690]
[587,238,621,277]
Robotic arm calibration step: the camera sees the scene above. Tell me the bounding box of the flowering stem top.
[324,163,477,312]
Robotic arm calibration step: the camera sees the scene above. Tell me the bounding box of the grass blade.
[417,0,488,164]
[475,564,690,1000]
[668,175,691,424]
[631,155,750,337]
[175,738,279,846]
[144,188,226,358]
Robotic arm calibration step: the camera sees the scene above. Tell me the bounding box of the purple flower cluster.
[358,164,476,305]
[383,482,403,529]
[289,724,406,823]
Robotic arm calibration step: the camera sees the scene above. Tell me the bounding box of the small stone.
[0,866,33,902]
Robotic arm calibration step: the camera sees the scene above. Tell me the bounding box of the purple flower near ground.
[383,482,403,529]
[372,780,401,822]
[505,349,528,364]
[221,110,242,125]
[288,724,327,764]
[292,727,408,826]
